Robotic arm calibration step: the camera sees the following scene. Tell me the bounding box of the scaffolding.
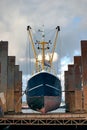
[0,113,87,125]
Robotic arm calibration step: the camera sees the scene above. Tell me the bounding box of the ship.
[26,25,62,114]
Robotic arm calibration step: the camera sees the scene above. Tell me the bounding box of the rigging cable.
[58,27,65,101]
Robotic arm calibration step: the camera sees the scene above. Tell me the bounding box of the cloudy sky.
[0,0,87,101]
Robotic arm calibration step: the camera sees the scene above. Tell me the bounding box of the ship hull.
[26,71,61,113]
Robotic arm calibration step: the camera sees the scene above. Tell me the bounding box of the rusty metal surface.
[0,113,87,125]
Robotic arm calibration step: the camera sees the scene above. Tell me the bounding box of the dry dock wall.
[65,63,82,112]
[64,40,87,113]
[7,56,15,112]
[0,41,22,114]
[81,40,87,111]
[0,41,8,112]
[14,65,22,113]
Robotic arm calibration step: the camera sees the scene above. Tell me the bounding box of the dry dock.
[1,40,87,126]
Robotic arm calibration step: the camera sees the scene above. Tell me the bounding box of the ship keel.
[27,96,61,114]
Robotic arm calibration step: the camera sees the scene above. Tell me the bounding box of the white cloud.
[0,0,86,104]
[0,0,87,75]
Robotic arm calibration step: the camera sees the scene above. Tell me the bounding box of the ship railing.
[32,65,57,76]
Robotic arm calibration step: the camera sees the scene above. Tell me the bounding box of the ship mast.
[27,26,38,71]
[38,25,46,70]
[27,25,60,73]
[50,26,60,67]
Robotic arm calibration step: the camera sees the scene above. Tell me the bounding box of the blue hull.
[26,71,62,113]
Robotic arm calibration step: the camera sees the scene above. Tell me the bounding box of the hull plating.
[27,96,61,114]
[26,71,61,113]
